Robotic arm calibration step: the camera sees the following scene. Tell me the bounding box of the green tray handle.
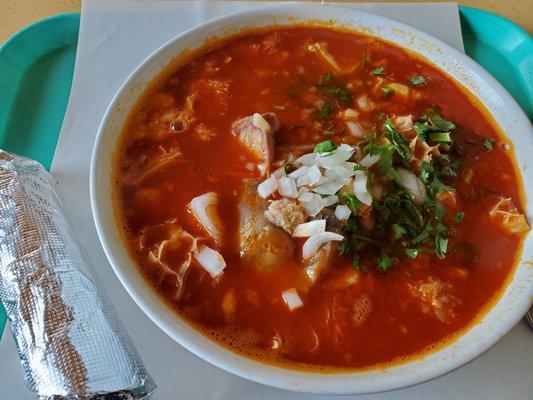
[0,12,80,338]
[460,6,533,119]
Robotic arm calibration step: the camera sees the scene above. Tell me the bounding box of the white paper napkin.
[1,2,532,399]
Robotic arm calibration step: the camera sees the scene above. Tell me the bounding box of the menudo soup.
[113,27,528,370]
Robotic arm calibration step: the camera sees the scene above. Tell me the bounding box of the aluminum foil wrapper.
[0,151,156,399]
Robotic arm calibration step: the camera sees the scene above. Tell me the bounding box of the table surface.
[1,0,532,44]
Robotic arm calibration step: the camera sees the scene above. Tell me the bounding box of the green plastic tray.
[0,7,531,337]
[0,13,80,335]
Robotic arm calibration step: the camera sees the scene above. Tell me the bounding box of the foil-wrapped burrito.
[0,151,155,399]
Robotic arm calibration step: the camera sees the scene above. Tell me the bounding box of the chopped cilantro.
[424,108,455,131]
[320,72,334,84]
[405,248,420,258]
[383,118,412,159]
[393,224,407,239]
[381,87,395,97]
[410,76,427,86]
[314,140,337,153]
[378,254,392,271]
[331,107,463,272]
[318,103,333,119]
[353,164,366,171]
[371,67,385,76]
[484,139,495,151]
[319,86,352,104]
[454,211,465,224]
[342,193,362,213]
[429,131,452,142]
[352,254,360,269]
[435,236,448,259]
[412,223,433,244]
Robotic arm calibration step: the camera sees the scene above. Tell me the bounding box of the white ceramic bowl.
[90,3,533,394]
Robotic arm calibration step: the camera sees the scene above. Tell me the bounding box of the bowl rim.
[90,3,533,394]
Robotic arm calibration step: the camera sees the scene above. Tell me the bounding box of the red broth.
[113,27,528,370]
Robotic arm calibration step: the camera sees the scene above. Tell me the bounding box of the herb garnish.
[405,248,420,259]
[381,87,395,97]
[378,254,392,271]
[454,211,465,224]
[320,72,334,84]
[314,140,337,154]
[371,67,385,76]
[410,76,427,85]
[483,139,495,151]
[342,193,362,213]
[339,109,463,270]
[319,87,352,104]
[318,103,333,119]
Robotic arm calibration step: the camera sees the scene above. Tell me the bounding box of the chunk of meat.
[488,197,529,235]
[315,208,345,234]
[305,242,334,284]
[231,112,280,176]
[409,136,438,167]
[393,115,414,133]
[239,180,294,270]
[123,146,183,185]
[264,198,307,234]
[140,220,197,301]
[303,208,344,286]
[408,277,460,323]
[188,192,223,244]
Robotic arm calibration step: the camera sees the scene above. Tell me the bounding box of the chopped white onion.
[252,113,271,132]
[189,192,222,243]
[312,181,344,196]
[360,153,381,168]
[357,95,369,110]
[346,121,363,137]
[334,204,352,220]
[295,152,317,166]
[319,148,354,169]
[298,192,324,216]
[194,245,226,278]
[394,115,413,132]
[338,143,355,152]
[343,161,357,170]
[398,167,426,202]
[292,219,326,237]
[389,82,410,97]
[333,164,356,178]
[297,186,310,197]
[257,175,278,198]
[297,165,322,187]
[353,171,372,205]
[343,108,358,119]
[287,165,309,179]
[302,231,344,259]
[321,195,339,207]
[282,287,303,311]
[272,168,284,178]
[277,176,298,198]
